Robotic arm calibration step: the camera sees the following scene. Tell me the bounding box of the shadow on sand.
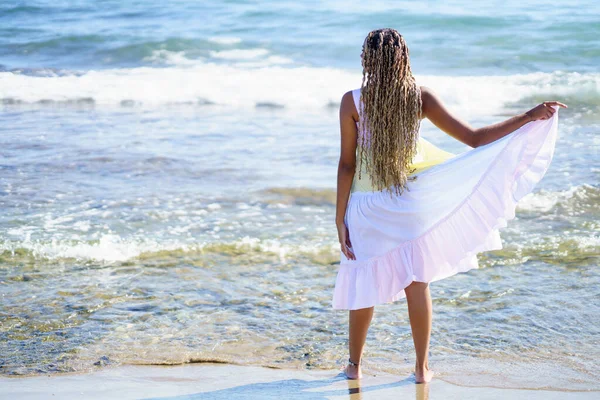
[142,372,430,400]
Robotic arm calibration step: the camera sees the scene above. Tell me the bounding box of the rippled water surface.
[1,0,599,391]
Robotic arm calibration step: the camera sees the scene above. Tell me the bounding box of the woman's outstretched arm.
[420,86,567,148]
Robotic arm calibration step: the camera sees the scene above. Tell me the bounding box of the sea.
[0,0,598,391]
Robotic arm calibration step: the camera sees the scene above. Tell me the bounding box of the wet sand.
[1,363,597,399]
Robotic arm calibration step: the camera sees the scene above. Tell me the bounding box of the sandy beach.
[1,363,598,400]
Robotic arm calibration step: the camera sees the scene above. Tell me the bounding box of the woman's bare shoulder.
[340,90,359,122]
[419,85,434,104]
[418,85,442,118]
[341,90,354,104]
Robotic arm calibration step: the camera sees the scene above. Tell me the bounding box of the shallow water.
[1,0,599,391]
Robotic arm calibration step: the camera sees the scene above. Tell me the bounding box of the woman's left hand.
[337,222,356,260]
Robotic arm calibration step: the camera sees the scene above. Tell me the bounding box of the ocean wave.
[516,184,599,215]
[1,65,598,115]
[1,230,597,266]
[0,234,180,263]
[208,36,242,45]
[0,5,45,15]
[1,185,596,264]
[0,234,342,265]
[2,33,284,68]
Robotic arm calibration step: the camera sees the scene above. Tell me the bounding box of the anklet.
[348,358,361,367]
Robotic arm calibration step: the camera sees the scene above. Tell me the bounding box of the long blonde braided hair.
[357,28,422,196]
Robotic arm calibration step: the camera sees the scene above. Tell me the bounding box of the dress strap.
[351,88,362,117]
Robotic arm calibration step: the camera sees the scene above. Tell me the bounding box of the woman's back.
[349,87,454,193]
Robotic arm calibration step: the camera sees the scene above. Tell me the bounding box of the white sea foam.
[1,65,597,115]
[516,185,592,213]
[144,47,295,67]
[208,48,294,66]
[0,232,336,263]
[1,225,596,263]
[208,36,242,45]
[0,234,192,263]
[209,48,269,60]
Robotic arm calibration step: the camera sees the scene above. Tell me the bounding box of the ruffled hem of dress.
[332,112,558,310]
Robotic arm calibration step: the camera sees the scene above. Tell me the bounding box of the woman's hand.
[337,222,356,260]
[525,101,568,121]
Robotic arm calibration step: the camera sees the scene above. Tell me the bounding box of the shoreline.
[1,363,597,399]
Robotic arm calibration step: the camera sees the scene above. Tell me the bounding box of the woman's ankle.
[348,357,362,367]
[415,361,429,372]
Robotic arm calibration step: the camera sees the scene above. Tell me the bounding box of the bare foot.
[414,366,434,383]
[343,363,362,379]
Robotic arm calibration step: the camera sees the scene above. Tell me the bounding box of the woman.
[333,28,567,383]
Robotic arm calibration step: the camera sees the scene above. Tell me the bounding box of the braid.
[357,28,422,197]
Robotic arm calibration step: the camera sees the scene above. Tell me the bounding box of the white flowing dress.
[332,88,560,310]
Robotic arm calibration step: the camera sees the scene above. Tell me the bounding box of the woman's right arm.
[420,86,567,148]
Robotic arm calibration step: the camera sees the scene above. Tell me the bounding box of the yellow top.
[351,136,455,193]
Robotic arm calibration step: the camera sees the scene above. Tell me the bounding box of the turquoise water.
[1,1,599,73]
[0,0,599,390]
